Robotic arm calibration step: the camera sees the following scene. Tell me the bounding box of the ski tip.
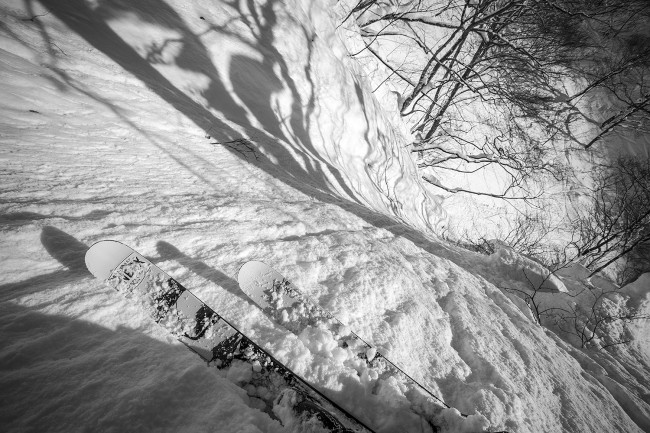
[85,240,134,280]
[237,260,270,285]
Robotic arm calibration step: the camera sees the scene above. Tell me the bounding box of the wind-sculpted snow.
[0,0,648,432]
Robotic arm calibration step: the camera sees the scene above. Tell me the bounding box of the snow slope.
[1,0,648,432]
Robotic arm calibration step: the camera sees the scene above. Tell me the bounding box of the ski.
[85,241,374,433]
[238,261,460,431]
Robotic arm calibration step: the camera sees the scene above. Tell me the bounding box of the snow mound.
[486,240,568,293]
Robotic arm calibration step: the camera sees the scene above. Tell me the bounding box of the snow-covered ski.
[237,261,456,432]
[85,241,375,433]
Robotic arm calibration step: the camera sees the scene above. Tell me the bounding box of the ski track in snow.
[1,0,649,432]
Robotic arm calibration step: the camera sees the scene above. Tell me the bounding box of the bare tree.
[502,270,564,325]
[570,156,650,279]
[548,283,650,349]
[342,0,650,198]
[504,272,649,349]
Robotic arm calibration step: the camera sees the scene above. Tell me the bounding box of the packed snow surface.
[1,0,649,432]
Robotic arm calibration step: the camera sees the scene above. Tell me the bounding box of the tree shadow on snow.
[31,0,473,276]
[224,1,341,184]
[34,0,374,206]
[0,210,110,228]
[35,0,356,200]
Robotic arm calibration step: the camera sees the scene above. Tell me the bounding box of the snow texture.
[1,0,649,432]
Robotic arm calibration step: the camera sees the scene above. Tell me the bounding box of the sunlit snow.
[1,0,649,432]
